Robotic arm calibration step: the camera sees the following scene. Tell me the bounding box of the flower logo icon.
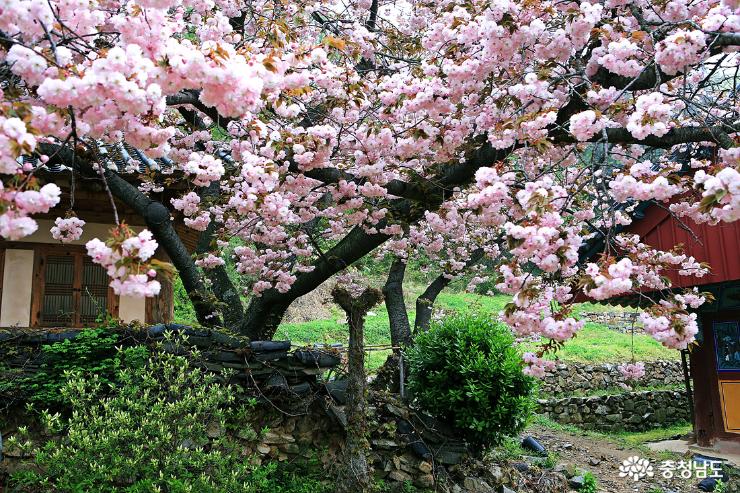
[619,456,654,481]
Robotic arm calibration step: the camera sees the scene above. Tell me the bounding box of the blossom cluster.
[640,310,699,349]
[0,182,61,240]
[86,227,162,297]
[618,362,646,381]
[182,153,225,187]
[50,216,86,243]
[626,93,673,139]
[694,151,740,223]
[0,116,35,174]
[583,258,634,300]
[655,30,707,75]
[569,110,607,142]
[522,352,556,378]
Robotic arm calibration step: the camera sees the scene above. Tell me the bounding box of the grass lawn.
[274,290,679,371]
[528,323,679,364]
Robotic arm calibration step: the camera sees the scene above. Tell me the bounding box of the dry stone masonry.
[579,311,642,332]
[539,360,684,396]
[538,390,691,431]
[537,360,689,431]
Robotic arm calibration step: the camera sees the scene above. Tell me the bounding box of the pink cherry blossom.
[655,30,707,75]
[50,216,86,243]
[618,362,645,381]
[569,110,606,141]
[626,93,673,139]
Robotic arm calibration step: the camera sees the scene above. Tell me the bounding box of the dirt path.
[528,425,703,493]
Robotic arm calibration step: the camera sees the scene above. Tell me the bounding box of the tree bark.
[382,257,411,349]
[414,248,485,333]
[331,285,383,493]
[194,182,245,328]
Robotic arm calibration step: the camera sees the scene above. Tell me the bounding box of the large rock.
[463,477,494,492]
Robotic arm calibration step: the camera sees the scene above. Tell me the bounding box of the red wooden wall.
[625,206,740,288]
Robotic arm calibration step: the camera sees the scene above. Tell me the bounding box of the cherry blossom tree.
[2,0,740,368]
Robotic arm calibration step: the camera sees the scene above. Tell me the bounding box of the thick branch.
[600,125,736,149]
[589,31,740,90]
[715,32,740,48]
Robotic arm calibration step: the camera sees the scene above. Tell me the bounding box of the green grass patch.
[276,292,512,372]
[526,323,679,364]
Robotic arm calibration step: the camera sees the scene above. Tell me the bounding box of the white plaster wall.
[0,249,34,327]
[119,295,146,323]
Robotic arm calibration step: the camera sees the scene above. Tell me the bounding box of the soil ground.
[529,424,711,493]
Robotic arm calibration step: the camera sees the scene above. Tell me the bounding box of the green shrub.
[580,471,598,493]
[407,313,536,446]
[21,327,130,409]
[10,335,275,492]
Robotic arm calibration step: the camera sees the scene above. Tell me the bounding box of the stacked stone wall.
[540,360,683,396]
[538,390,690,431]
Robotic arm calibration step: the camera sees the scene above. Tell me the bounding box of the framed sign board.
[715,321,740,372]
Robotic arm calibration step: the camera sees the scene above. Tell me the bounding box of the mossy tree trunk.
[331,285,383,493]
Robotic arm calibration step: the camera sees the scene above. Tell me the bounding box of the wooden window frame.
[29,244,119,328]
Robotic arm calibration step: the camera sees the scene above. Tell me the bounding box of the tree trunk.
[331,286,383,493]
[195,182,245,328]
[240,298,293,341]
[382,257,411,349]
[414,248,486,333]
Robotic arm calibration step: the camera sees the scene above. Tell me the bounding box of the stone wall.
[0,324,342,406]
[540,360,684,396]
[241,393,470,490]
[580,311,642,332]
[538,390,690,431]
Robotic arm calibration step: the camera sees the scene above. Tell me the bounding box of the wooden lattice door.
[34,248,115,327]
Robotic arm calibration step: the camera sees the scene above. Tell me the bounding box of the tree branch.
[414,248,485,332]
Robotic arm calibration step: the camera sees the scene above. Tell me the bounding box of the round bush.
[407,313,536,446]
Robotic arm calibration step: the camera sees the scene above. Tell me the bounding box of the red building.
[586,202,740,450]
